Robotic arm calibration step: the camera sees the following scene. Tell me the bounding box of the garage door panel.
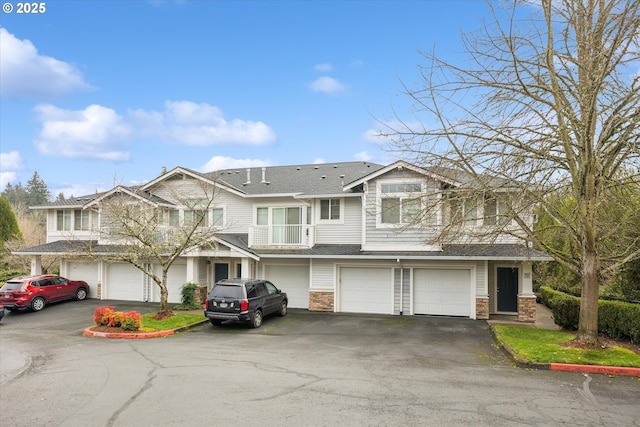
[68,262,99,299]
[151,264,187,304]
[265,265,309,309]
[340,267,393,314]
[414,269,471,317]
[106,264,143,301]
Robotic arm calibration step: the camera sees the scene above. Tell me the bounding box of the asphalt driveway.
[1,299,639,426]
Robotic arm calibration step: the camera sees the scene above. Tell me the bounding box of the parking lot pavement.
[1,300,639,426]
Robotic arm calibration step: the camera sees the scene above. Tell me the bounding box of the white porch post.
[186,257,198,283]
[240,257,251,278]
[520,261,534,296]
[30,255,42,275]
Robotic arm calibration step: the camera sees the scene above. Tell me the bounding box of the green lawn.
[493,325,640,367]
[141,312,206,332]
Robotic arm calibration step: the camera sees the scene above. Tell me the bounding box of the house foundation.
[309,291,334,311]
[475,297,489,320]
[517,296,536,322]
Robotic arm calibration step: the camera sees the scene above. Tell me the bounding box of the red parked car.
[0,275,89,312]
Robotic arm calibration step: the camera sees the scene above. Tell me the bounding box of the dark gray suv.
[204,278,288,328]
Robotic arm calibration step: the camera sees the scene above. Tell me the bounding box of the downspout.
[399,259,403,315]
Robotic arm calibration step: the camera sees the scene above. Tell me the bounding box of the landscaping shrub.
[173,282,202,311]
[550,292,580,330]
[93,306,141,331]
[599,300,640,343]
[121,311,142,331]
[540,286,640,343]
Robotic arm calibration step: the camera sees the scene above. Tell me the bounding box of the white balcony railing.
[249,225,315,248]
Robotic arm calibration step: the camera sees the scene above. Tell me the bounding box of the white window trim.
[376,178,438,228]
[316,198,344,224]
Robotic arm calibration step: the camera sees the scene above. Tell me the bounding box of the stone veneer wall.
[96,282,102,299]
[309,291,334,311]
[517,296,537,322]
[475,297,489,320]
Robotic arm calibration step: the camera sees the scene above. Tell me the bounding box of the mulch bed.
[561,334,640,355]
[90,325,153,334]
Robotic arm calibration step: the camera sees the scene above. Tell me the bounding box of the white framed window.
[377,180,427,226]
[212,208,224,227]
[74,210,90,230]
[319,198,341,221]
[484,195,512,226]
[57,210,72,231]
[57,209,91,231]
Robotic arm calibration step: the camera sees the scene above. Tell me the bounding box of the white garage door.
[339,267,393,314]
[151,263,187,304]
[106,263,143,301]
[265,264,310,308]
[414,268,472,317]
[67,262,99,299]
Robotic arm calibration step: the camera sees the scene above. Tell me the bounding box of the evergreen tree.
[26,172,51,206]
[0,196,22,250]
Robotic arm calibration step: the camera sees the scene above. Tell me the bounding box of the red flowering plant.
[121,311,142,331]
[94,306,115,326]
[93,306,142,331]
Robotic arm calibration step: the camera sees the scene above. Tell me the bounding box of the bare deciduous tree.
[95,176,222,317]
[382,0,640,344]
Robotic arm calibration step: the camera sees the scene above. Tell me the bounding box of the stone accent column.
[97,282,102,299]
[196,286,208,304]
[309,291,334,311]
[475,297,489,320]
[517,296,537,322]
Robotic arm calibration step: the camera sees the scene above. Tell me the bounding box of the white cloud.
[131,100,277,146]
[34,104,131,161]
[312,158,326,164]
[200,156,271,173]
[354,151,372,162]
[309,77,347,95]
[313,63,333,72]
[0,28,93,98]
[0,151,24,170]
[0,151,24,188]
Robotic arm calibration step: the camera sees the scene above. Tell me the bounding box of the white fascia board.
[343,160,460,191]
[294,193,362,199]
[142,167,247,198]
[29,204,84,210]
[245,193,301,198]
[260,253,552,261]
[84,186,158,208]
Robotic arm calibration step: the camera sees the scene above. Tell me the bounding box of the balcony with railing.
[248,225,315,248]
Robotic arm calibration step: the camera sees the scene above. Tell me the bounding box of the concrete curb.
[489,325,640,378]
[82,319,208,339]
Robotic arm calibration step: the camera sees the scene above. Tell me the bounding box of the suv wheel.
[31,297,46,312]
[250,310,263,328]
[279,301,287,317]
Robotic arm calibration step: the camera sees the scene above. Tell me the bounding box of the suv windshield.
[2,281,25,291]
[211,285,242,299]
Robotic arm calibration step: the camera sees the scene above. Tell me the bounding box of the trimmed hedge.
[539,286,640,343]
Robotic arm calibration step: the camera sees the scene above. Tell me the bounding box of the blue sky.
[1,0,491,198]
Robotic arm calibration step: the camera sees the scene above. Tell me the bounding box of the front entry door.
[497,267,518,312]
[214,263,229,283]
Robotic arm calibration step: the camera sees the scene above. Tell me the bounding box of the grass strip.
[141,313,206,331]
[493,325,640,367]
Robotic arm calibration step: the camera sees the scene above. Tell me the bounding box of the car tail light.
[205,299,209,309]
[240,299,248,311]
